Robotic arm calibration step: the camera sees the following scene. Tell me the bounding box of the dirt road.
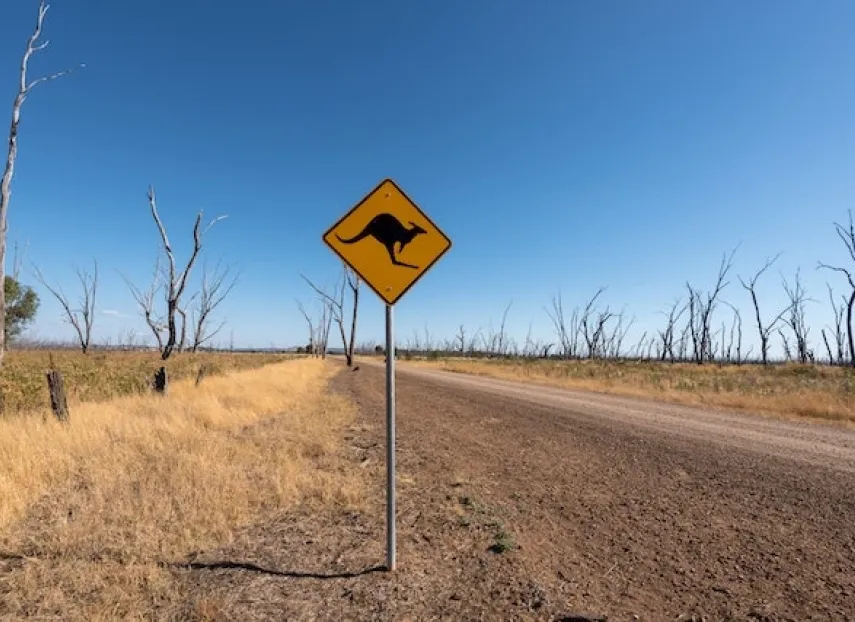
[183,362,855,620]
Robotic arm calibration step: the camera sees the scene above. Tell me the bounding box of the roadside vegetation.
[0,357,361,619]
[403,356,855,424]
[0,349,294,416]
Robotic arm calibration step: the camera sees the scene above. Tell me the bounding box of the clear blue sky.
[1,0,854,355]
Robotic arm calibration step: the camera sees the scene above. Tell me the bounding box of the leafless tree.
[314,296,334,358]
[522,322,537,357]
[408,328,422,353]
[579,287,608,359]
[296,299,316,355]
[633,331,649,361]
[454,324,467,354]
[496,301,512,356]
[778,328,792,362]
[422,324,435,352]
[301,265,360,366]
[191,261,239,352]
[821,284,847,365]
[781,269,812,364]
[686,248,737,364]
[136,186,227,360]
[657,298,686,362]
[32,259,97,354]
[0,1,83,363]
[481,301,513,356]
[738,253,790,365]
[818,210,855,367]
[722,302,743,365]
[604,309,633,358]
[546,291,581,359]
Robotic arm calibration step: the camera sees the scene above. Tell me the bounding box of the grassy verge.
[398,357,855,424]
[0,357,360,620]
[0,350,296,416]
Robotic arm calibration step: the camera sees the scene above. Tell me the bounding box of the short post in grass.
[153,366,168,394]
[46,368,69,423]
[385,303,397,571]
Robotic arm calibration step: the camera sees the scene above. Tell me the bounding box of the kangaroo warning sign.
[322,178,452,306]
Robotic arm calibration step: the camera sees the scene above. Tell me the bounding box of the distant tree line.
[348,212,855,368]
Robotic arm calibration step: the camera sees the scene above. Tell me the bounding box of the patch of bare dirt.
[176,364,855,620]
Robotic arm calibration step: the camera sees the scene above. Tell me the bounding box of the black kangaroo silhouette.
[336,213,427,269]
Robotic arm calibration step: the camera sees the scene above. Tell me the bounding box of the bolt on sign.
[322,178,452,306]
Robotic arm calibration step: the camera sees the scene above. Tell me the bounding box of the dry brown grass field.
[0,349,295,415]
[0,356,361,620]
[394,356,855,425]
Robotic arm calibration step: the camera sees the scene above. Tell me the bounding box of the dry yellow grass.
[0,357,360,620]
[0,349,296,415]
[404,357,855,424]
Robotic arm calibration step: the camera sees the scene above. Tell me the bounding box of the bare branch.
[120,258,166,352]
[191,260,239,351]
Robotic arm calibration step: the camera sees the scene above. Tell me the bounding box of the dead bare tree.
[0,1,83,364]
[144,186,226,360]
[296,299,316,355]
[318,297,333,358]
[781,269,812,364]
[818,210,855,367]
[454,324,466,354]
[497,301,512,356]
[191,261,239,352]
[686,248,737,364]
[722,302,743,365]
[32,259,97,354]
[605,309,633,359]
[301,265,360,366]
[657,298,686,362]
[522,322,537,357]
[779,328,792,362]
[546,291,581,359]
[822,284,847,365]
[633,331,648,360]
[739,253,790,365]
[580,287,608,359]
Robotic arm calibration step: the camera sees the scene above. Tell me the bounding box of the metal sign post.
[321,178,451,572]
[385,303,396,571]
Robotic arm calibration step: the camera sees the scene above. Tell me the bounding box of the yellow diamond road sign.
[323,179,452,306]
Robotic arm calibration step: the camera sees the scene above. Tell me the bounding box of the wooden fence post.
[153,366,168,394]
[46,369,70,423]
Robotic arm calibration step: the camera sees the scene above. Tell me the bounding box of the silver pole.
[385,303,396,571]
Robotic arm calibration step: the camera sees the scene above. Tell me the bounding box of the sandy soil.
[177,362,855,620]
